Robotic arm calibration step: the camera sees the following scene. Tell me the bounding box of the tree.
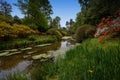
[78,0,89,9]
[66,21,69,28]
[13,15,22,24]
[76,0,120,27]
[51,16,61,29]
[15,0,51,32]
[38,0,53,20]
[0,0,12,16]
[69,19,74,26]
[14,0,29,16]
[55,16,61,29]
[14,0,53,20]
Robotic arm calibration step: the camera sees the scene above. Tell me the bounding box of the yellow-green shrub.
[0,21,36,40]
[13,24,36,38]
[46,28,63,38]
[75,24,96,42]
[0,22,17,40]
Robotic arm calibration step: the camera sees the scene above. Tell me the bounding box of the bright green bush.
[75,24,96,42]
[60,30,67,36]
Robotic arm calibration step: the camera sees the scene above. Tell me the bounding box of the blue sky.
[5,0,81,27]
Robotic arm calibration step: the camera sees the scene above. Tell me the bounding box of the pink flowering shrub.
[94,12,120,43]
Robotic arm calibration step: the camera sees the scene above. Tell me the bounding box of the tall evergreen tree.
[0,0,12,16]
[52,16,61,29]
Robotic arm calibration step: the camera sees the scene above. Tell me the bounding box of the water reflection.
[59,41,72,50]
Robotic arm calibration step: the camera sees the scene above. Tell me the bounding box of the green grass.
[5,73,27,80]
[31,38,120,80]
[0,35,59,50]
[56,39,120,80]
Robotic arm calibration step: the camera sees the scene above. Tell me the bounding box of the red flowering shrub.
[94,12,120,43]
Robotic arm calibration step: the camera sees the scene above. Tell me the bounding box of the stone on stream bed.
[35,43,51,48]
[0,51,9,56]
[4,49,18,52]
[62,36,72,40]
[6,51,21,56]
[20,47,32,51]
[32,53,52,60]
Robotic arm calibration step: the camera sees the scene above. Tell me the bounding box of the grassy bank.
[0,35,60,50]
[6,38,120,80]
[56,39,120,80]
[31,38,120,80]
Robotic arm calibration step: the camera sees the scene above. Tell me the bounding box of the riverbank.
[0,35,60,50]
[31,38,120,80]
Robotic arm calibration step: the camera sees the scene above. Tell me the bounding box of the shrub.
[13,24,36,38]
[0,21,36,40]
[94,13,120,43]
[46,28,63,38]
[75,24,96,42]
[0,22,17,40]
[60,30,67,36]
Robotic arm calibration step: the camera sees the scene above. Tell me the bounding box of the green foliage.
[13,15,22,24]
[60,30,67,36]
[56,39,120,80]
[36,12,49,32]
[28,35,36,41]
[0,14,13,24]
[50,16,61,29]
[76,0,120,27]
[46,28,63,38]
[21,1,49,32]
[75,24,96,42]
[31,62,58,80]
[15,0,53,20]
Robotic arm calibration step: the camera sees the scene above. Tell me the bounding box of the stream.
[0,36,76,79]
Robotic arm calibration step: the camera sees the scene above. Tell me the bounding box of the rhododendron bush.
[94,12,120,43]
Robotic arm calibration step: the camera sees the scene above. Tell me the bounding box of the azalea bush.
[94,12,120,43]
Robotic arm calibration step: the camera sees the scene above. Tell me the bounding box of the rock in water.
[0,52,9,56]
[32,53,52,60]
[35,43,51,48]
